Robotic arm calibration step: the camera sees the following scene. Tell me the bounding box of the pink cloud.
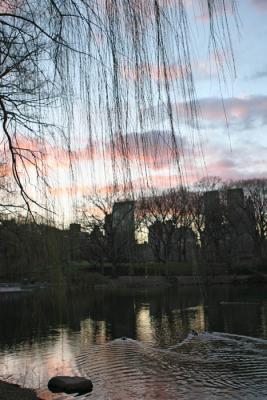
[0,134,51,176]
[202,138,267,182]
[0,133,93,174]
[98,0,183,23]
[48,132,267,199]
[107,130,186,170]
[47,130,186,173]
[200,96,267,128]
[4,130,183,177]
[165,95,267,129]
[4,124,265,202]
[205,159,237,180]
[121,64,189,82]
[250,0,267,11]
[51,148,266,199]
[50,184,95,198]
[50,174,187,199]
[0,0,20,13]
[121,50,227,84]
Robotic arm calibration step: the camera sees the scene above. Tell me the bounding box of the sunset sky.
[193,0,267,181]
[5,0,266,222]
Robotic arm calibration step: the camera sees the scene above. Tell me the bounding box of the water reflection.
[262,301,267,338]
[80,319,110,346]
[75,334,267,399]
[0,285,266,399]
[136,306,154,343]
[0,329,75,388]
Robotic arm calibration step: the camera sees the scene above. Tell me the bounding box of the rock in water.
[48,376,93,394]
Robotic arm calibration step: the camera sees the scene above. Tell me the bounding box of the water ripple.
[68,333,267,400]
[2,332,267,399]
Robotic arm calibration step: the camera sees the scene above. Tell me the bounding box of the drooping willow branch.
[0,0,238,214]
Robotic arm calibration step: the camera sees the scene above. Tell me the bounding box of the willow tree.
[0,0,237,217]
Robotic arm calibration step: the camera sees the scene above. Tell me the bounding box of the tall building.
[226,188,255,263]
[227,188,246,230]
[112,201,135,261]
[203,190,224,263]
[203,190,222,227]
[69,223,81,261]
[227,188,244,207]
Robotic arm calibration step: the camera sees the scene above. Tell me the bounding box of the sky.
[192,0,267,182]
[4,0,266,223]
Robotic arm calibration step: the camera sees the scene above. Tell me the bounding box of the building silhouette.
[111,201,135,262]
[202,188,256,268]
[225,188,255,265]
[203,190,224,263]
[67,188,260,269]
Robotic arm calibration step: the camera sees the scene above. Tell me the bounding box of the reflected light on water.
[261,302,267,338]
[0,329,74,389]
[0,286,267,399]
[95,321,109,345]
[45,331,74,378]
[136,306,154,343]
[189,305,206,332]
[80,319,110,346]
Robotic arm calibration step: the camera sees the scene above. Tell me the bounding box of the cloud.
[0,134,51,176]
[5,125,265,202]
[1,130,189,179]
[121,51,226,83]
[108,130,187,170]
[52,130,188,173]
[0,133,95,174]
[0,0,20,13]
[98,0,186,24]
[48,130,267,199]
[51,172,192,199]
[40,100,267,186]
[121,64,189,82]
[202,137,267,182]
[247,68,267,80]
[199,96,267,129]
[204,158,238,180]
[50,184,95,198]
[250,0,267,11]
[155,95,267,130]
[50,139,267,199]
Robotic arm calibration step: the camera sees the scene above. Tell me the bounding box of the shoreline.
[94,273,267,289]
[1,273,267,293]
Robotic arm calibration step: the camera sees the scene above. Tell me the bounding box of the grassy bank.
[64,260,200,276]
[64,259,267,277]
[1,259,266,288]
[61,261,267,290]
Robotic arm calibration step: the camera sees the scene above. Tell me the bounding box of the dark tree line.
[0,176,266,280]
[0,218,68,280]
[78,177,267,268]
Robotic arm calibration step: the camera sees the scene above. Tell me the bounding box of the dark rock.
[48,376,93,394]
[121,336,127,340]
[191,329,198,336]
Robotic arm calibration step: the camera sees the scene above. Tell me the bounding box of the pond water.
[0,284,267,399]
